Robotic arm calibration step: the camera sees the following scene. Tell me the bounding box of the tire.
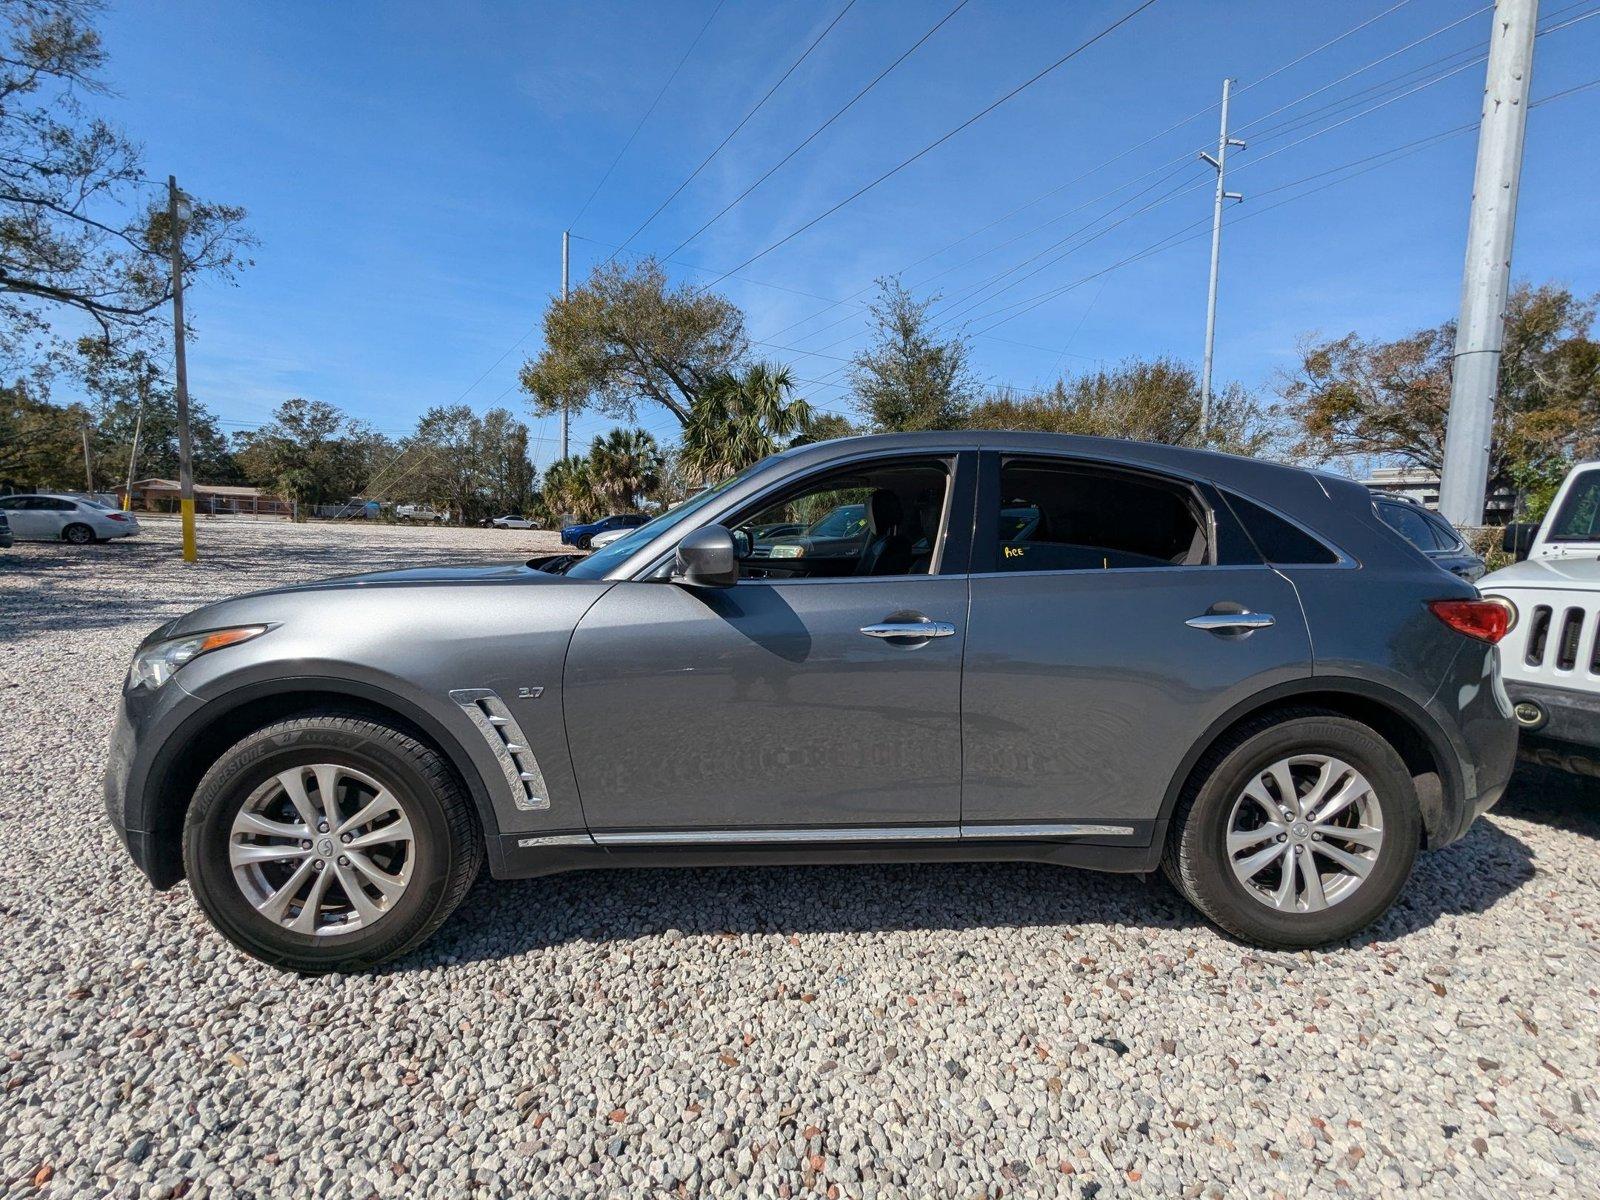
[576,534,592,550]
[182,712,482,973]
[63,523,96,545]
[1163,710,1421,949]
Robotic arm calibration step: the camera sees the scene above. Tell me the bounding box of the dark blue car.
[561,513,648,549]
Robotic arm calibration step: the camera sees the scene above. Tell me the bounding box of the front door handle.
[1185,611,1275,632]
[860,621,957,639]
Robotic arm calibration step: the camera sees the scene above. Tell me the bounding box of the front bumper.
[102,676,205,888]
[1504,679,1600,777]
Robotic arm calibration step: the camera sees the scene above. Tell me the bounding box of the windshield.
[804,504,866,539]
[1548,468,1600,542]
[559,460,769,579]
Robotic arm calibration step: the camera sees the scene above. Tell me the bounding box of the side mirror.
[1501,521,1537,562]
[673,525,739,588]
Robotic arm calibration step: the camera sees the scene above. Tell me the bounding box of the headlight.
[128,625,271,690]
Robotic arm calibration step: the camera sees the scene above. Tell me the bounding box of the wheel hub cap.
[1225,753,1384,915]
[228,763,415,937]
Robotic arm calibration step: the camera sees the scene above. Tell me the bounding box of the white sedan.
[489,514,539,530]
[0,494,141,544]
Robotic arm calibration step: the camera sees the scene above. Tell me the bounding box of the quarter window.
[1224,492,1340,565]
[990,459,1209,572]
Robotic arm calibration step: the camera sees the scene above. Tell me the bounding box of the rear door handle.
[1185,611,1275,632]
[861,621,956,639]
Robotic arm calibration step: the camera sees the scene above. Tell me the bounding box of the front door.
[563,452,973,838]
[960,454,1313,839]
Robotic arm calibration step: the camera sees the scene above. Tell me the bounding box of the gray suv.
[104,433,1518,972]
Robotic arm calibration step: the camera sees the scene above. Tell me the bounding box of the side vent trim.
[448,688,550,811]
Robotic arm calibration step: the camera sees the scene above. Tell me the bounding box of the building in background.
[1361,466,1515,524]
[123,478,289,516]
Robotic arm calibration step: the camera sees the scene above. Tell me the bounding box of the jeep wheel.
[1164,712,1421,948]
[183,712,481,973]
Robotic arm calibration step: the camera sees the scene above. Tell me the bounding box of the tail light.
[106,512,130,522]
[1428,598,1513,644]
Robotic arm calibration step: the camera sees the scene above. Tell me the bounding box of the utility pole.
[1437,0,1538,527]
[79,418,94,494]
[1199,77,1245,438]
[168,175,196,562]
[124,373,146,512]
[561,229,570,462]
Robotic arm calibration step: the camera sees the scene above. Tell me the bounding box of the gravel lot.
[2,517,1598,1199]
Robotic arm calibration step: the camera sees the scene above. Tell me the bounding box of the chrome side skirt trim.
[515,833,594,848]
[449,688,550,811]
[961,822,1137,839]
[590,822,1136,846]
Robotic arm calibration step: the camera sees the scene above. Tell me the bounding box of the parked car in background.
[1372,495,1484,582]
[0,509,11,548]
[1480,460,1600,779]
[489,514,538,530]
[395,504,446,522]
[587,525,636,549]
[561,513,647,549]
[104,431,1517,972]
[0,494,140,543]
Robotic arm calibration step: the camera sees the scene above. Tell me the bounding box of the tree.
[76,339,237,485]
[519,258,746,429]
[968,357,1278,456]
[539,455,598,523]
[0,0,252,371]
[0,381,80,486]
[1281,282,1600,489]
[679,362,812,484]
[233,398,390,517]
[848,277,976,432]
[401,405,536,523]
[586,427,664,513]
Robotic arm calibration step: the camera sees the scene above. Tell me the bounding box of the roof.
[132,478,272,498]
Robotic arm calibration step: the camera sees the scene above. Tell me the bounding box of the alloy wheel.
[228,763,414,936]
[1225,754,1384,914]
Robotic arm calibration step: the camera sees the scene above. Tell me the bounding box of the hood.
[1479,555,1600,592]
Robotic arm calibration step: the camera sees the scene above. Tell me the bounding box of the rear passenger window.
[1224,492,1340,565]
[992,459,1209,571]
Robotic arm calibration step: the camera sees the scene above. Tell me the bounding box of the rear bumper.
[1504,679,1600,777]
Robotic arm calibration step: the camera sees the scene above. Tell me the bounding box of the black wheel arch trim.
[133,675,503,888]
[1153,676,1469,849]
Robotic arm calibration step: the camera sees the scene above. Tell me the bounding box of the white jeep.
[1480,460,1600,778]
[395,503,447,522]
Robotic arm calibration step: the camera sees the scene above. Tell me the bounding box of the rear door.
[960,453,1313,841]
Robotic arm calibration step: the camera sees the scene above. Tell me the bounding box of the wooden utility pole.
[124,374,146,512]
[79,418,95,494]
[168,175,197,562]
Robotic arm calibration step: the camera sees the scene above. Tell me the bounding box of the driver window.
[729,458,951,580]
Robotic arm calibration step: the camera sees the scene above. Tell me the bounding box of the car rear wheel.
[1163,711,1421,948]
[63,523,95,545]
[182,712,481,973]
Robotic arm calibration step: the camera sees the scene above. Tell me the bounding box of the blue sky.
[92,0,1600,471]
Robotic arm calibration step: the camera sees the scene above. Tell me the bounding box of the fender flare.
[1152,675,1468,842]
[140,675,504,884]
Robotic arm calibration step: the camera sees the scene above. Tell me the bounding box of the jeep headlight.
[128,625,271,690]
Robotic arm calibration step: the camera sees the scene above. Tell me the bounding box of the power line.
[705,0,1164,285]
[607,0,858,260]
[569,0,729,230]
[664,0,973,259]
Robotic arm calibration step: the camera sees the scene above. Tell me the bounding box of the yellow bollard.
[180,497,197,562]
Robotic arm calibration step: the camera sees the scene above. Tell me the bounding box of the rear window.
[1223,492,1340,565]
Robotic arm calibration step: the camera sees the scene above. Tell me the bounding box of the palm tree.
[587,428,665,512]
[539,455,598,523]
[680,362,813,484]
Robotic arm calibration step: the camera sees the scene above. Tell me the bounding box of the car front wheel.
[182,712,481,973]
[1164,711,1421,948]
[63,523,96,545]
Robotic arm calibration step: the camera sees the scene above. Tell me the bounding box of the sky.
[88,0,1600,473]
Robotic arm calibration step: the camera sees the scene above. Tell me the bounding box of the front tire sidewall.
[1174,718,1421,948]
[184,721,463,973]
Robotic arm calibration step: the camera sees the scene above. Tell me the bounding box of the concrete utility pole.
[560,229,571,462]
[168,175,197,562]
[79,419,94,493]
[1437,0,1538,527]
[1199,78,1245,438]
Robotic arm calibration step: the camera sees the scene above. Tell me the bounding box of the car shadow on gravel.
[409,818,1537,970]
[1491,761,1600,840]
